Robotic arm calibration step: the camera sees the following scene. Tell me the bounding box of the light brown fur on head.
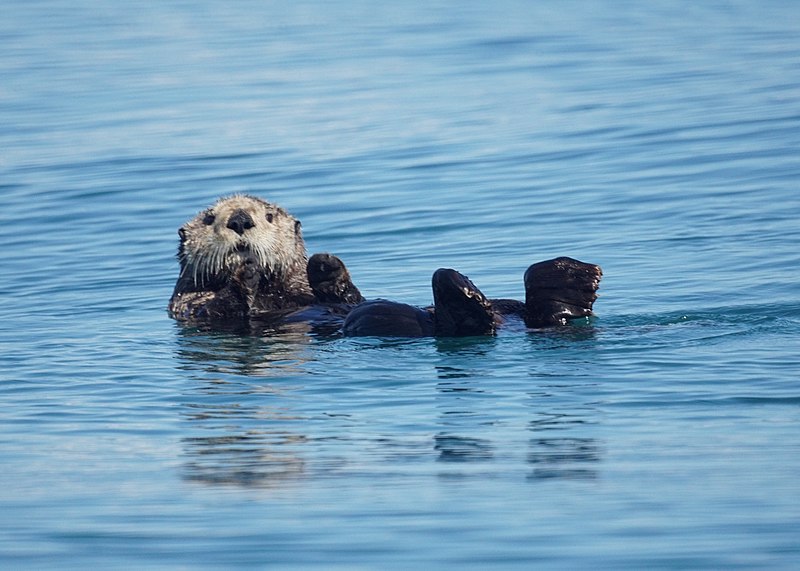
[174,194,310,296]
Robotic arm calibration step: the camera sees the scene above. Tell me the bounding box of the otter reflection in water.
[169,195,602,337]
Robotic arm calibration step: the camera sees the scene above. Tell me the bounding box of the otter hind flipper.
[523,257,602,327]
[432,269,496,336]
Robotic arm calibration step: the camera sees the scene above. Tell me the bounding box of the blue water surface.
[2,1,800,569]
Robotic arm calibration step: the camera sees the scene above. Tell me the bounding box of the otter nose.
[226,209,255,235]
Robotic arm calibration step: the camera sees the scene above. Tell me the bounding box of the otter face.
[177,195,306,288]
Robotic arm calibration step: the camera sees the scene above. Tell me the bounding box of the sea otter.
[168,194,363,324]
[168,195,601,336]
[342,257,602,337]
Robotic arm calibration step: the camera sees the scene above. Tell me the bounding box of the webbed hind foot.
[432,268,496,336]
[524,257,602,327]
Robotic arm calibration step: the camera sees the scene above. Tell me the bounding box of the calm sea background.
[2,1,800,569]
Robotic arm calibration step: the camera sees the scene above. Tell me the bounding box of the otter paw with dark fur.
[307,253,364,305]
[232,255,261,292]
[523,257,602,327]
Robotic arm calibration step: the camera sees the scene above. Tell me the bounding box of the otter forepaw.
[233,257,261,292]
[307,253,364,304]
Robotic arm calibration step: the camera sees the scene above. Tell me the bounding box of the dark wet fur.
[342,257,602,338]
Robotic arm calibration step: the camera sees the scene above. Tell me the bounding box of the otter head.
[177,194,307,290]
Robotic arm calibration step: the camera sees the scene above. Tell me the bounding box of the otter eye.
[202,212,215,225]
[266,213,274,223]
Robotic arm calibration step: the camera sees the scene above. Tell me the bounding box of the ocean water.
[2,1,800,568]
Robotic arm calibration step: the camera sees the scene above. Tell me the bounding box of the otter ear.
[294,220,302,235]
[178,227,187,242]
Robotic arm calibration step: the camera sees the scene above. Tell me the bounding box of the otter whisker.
[210,248,221,282]
[192,258,200,288]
